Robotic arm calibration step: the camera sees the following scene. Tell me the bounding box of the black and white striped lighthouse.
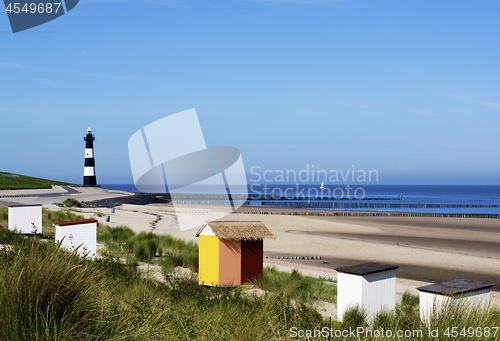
[83,127,97,187]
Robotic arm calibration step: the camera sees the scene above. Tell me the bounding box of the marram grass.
[253,266,337,304]
[0,237,120,340]
[339,293,500,341]
[98,225,199,271]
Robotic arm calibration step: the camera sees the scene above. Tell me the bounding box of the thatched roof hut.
[197,221,274,286]
[196,221,275,241]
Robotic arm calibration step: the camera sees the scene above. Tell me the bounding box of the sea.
[100,184,500,215]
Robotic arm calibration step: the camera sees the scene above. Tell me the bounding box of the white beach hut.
[335,262,399,322]
[8,204,42,234]
[417,279,494,321]
[54,219,97,258]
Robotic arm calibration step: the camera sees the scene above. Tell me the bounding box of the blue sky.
[1,0,499,185]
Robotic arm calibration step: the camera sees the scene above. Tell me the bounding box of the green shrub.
[0,226,25,246]
[373,309,394,330]
[401,291,419,306]
[56,198,83,208]
[131,232,160,262]
[159,234,173,246]
[179,242,198,270]
[94,253,138,282]
[159,257,176,274]
[136,240,149,262]
[342,305,368,328]
[147,238,158,256]
[98,225,135,244]
[0,207,7,223]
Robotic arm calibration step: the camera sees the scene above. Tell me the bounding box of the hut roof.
[54,219,98,227]
[196,221,276,241]
[335,262,399,276]
[417,279,495,296]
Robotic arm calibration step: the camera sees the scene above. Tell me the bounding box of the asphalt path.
[0,186,81,198]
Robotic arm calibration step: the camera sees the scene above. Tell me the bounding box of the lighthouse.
[83,127,97,187]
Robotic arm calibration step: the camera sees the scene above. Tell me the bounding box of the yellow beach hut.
[196,221,275,286]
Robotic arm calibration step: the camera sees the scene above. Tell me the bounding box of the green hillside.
[0,172,76,190]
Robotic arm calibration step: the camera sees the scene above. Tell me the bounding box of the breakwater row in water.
[260,201,499,209]
[234,210,500,219]
[247,195,401,201]
[119,193,403,202]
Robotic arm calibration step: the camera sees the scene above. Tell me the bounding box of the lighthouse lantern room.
[83,127,97,187]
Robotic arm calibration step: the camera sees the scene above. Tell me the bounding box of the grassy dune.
[0,209,499,340]
[0,172,75,190]
[0,228,322,340]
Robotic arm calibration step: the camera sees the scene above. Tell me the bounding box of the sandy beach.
[40,199,499,298]
[3,188,499,306]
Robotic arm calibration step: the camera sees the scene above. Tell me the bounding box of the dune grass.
[0,172,75,190]
[117,276,323,340]
[98,225,199,272]
[254,267,337,303]
[336,292,500,340]
[0,235,119,340]
[0,207,7,225]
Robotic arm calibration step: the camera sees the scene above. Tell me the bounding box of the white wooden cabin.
[54,219,97,258]
[336,262,399,322]
[417,279,494,321]
[8,204,42,234]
